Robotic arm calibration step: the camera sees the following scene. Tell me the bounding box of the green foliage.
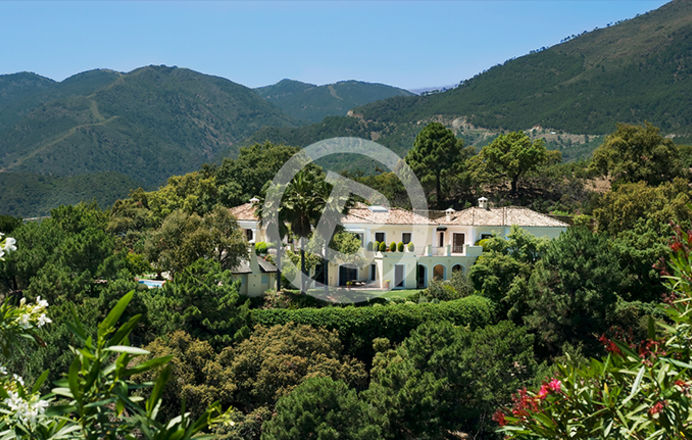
[140,330,236,420]
[590,122,685,185]
[254,241,269,255]
[470,131,560,194]
[0,215,22,233]
[218,322,367,413]
[592,178,691,236]
[367,320,537,438]
[144,259,250,348]
[407,242,414,252]
[0,171,140,218]
[469,226,548,318]
[499,227,692,439]
[523,227,627,356]
[0,289,226,439]
[378,242,387,252]
[389,241,397,252]
[250,296,494,361]
[397,241,404,252]
[261,376,380,440]
[144,206,247,274]
[405,122,467,206]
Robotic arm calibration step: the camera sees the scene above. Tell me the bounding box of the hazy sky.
[1,1,669,90]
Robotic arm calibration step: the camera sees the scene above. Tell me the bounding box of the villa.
[229,197,568,295]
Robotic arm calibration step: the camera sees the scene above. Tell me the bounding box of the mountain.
[358,0,691,134]
[0,65,294,190]
[248,0,691,165]
[255,79,414,123]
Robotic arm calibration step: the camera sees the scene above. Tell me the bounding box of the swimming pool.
[138,279,165,289]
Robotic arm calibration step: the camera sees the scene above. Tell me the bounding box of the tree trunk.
[511,175,519,195]
[275,245,282,292]
[436,171,442,208]
[300,246,307,294]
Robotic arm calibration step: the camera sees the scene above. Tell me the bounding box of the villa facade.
[229,197,568,295]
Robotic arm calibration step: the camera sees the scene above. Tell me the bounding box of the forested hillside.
[0,65,294,187]
[248,0,691,162]
[255,79,414,123]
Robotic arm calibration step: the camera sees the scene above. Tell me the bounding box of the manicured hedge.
[250,295,494,361]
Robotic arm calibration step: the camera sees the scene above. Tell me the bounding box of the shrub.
[379,242,387,252]
[390,242,397,252]
[261,377,380,440]
[254,241,269,255]
[250,296,493,362]
[397,242,404,252]
[422,280,461,301]
[407,242,415,252]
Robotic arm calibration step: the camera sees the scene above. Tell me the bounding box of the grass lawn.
[377,289,421,301]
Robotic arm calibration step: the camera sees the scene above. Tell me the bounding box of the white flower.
[4,237,16,252]
[35,296,48,309]
[0,365,7,376]
[36,314,52,327]
[12,374,24,387]
[16,313,31,329]
[3,391,49,426]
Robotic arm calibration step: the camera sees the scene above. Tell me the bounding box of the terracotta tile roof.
[341,205,435,225]
[229,203,259,221]
[438,207,569,227]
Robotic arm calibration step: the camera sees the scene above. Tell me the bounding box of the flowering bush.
[0,235,229,438]
[497,226,692,438]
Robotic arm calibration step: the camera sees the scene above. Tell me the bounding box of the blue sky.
[1,1,669,90]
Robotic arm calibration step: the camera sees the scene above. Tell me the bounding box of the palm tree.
[280,171,329,293]
[258,169,354,294]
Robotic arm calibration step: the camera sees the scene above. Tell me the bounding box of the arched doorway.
[433,264,445,281]
[416,264,427,288]
[452,264,463,274]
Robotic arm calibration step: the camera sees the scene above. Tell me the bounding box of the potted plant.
[390,241,397,252]
[384,280,391,289]
[397,241,404,252]
[407,242,415,252]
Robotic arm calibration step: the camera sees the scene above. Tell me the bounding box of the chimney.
[444,207,455,222]
[478,197,488,209]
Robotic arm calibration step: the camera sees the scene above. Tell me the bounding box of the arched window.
[452,264,463,274]
[433,264,445,281]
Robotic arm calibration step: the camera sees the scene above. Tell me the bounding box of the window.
[370,264,376,281]
[245,229,254,241]
[402,233,412,244]
[375,232,385,243]
[481,233,493,240]
[262,274,269,284]
[433,264,445,281]
[453,233,465,253]
[438,232,445,247]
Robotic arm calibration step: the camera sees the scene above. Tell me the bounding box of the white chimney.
[445,207,455,222]
[478,197,488,209]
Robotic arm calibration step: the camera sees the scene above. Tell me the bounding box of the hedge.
[250,295,494,361]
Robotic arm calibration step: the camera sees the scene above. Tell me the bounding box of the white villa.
[229,197,568,295]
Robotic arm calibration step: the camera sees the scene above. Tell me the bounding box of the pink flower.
[537,384,550,399]
[548,379,562,392]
